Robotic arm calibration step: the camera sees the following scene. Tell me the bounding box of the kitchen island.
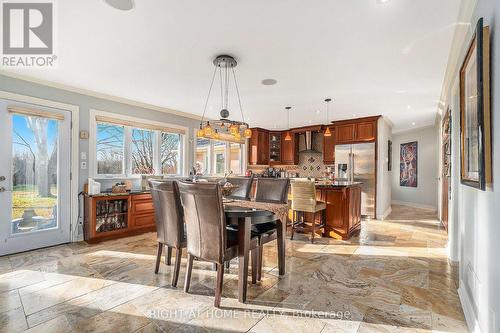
[313,181,362,240]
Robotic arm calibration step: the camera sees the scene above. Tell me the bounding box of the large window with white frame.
[91,111,186,178]
[194,136,245,176]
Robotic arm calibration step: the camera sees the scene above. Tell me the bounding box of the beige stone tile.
[21,276,111,315]
[431,312,469,332]
[249,312,326,333]
[24,315,73,333]
[18,272,77,296]
[178,306,264,332]
[0,269,45,293]
[0,257,12,274]
[0,289,22,314]
[0,307,28,333]
[320,319,361,333]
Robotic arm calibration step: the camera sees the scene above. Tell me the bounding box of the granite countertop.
[313,181,363,188]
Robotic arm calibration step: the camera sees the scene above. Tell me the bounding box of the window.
[161,133,181,175]
[96,123,125,175]
[194,136,245,176]
[230,143,242,174]
[195,138,210,175]
[131,128,154,174]
[91,112,186,178]
[213,141,226,175]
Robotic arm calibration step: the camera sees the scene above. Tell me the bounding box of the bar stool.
[290,180,326,243]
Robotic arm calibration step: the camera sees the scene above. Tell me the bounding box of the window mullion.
[124,127,132,177]
[153,131,160,175]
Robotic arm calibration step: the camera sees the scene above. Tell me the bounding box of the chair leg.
[184,254,194,293]
[322,209,327,237]
[214,263,225,308]
[251,249,258,284]
[290,210,295,240]
[257,244,263,281]
[311,212,316,244]
[225,260,230,271]
[155,242,163,274]
[166,247,172,266]
[171,247,182,287]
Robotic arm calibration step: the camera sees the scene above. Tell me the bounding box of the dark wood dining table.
[224,204,286,303]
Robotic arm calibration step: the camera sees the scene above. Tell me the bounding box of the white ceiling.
[5,0,461,132]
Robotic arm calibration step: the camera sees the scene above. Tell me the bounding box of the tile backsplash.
[247,132,334,178]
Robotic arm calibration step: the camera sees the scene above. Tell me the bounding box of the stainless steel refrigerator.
[334,143,376,218]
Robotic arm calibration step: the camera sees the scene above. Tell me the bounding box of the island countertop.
[313,181,363,188]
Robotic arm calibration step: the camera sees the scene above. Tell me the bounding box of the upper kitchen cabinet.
[269,132,282,165]
[335,124,356,144]
[248,128,269,165]
[281,132,299,165]
[323,126,335,164]
[333,116,380,144]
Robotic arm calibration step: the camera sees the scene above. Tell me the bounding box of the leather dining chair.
[290,179,326,243]
[149,180,186,287]
[252,178,290,281]
[177,181,259,307]
[225,177,254,200]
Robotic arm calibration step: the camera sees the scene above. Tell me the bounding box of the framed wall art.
[459,17,492,190]
[400,141,417,187]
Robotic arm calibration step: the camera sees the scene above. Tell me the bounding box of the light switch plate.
[80,130,89,139]
[81,161,87,170]
[81,152,87,160]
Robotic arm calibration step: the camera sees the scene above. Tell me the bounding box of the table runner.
[224,199,289,224]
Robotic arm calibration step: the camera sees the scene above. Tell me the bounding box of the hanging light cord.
[232,67,245,124]
[201,66,218,124]
[326,100,329,123]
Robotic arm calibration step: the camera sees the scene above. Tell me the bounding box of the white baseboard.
[376,206,392,220]
[391,200,437,211]
[458,285,482,333]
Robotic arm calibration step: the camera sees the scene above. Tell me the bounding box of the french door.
[0,100,72,255]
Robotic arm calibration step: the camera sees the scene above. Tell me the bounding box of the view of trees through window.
[11,114,59,233]
[131,128,154,174]
[96,121,182,176]
[161,133,180,174]
[96,123,124,175]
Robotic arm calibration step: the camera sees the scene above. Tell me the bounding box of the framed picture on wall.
[400,141,417,187]
[459,17,492,190]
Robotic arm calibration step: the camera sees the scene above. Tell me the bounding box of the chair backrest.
[225,177,254,200]
[291,180,317,211]
[177,181,226,263]
[149,180,185,248]
[254,178,290,204]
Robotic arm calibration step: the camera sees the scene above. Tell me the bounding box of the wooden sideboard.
[84,192,156,242]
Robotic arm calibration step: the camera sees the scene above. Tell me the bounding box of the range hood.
[299,131,321,153]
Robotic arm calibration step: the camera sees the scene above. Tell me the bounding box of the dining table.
[224,200,288,303]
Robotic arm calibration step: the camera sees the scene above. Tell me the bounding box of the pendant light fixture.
[284,106,292,141]
[324,98,332,137]
[197,55,251,142]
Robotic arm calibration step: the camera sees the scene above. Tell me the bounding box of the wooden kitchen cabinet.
[333,116,380,144]
[335,124,356,143]
[248,128,269,165]
[281,132,299,165]
[84,193,156,243]
[269,132,282,165]
[323,126,335,164]
[355,121,376,141]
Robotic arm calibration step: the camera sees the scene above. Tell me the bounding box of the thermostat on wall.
[80,130,89,139]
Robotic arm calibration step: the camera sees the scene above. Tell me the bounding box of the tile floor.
[0,205,468,332]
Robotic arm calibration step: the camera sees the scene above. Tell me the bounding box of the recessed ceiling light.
[261,79,277,86]
[104,0,135,11]
[316,110,321,114]
[352,114,357,117]
[308,120,312,124]
[376,0,391,4]
[412,122,416,126]
[407,105,411,109]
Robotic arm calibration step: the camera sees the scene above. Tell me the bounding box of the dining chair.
[225,177,254,200]
[290,179,326,243]
[252,178,290,281]
[149,179,186,287]
[177,181,259,307]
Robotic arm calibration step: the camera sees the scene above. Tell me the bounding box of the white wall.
[440,0,500,332]
[391,126,439,210]
[376,117,393,219]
